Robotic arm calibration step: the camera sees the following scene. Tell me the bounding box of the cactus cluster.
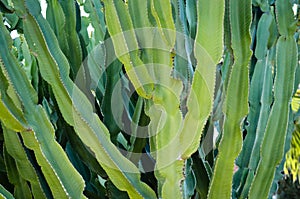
[0,0,299,198]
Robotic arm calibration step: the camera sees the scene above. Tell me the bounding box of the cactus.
[0,0,299,198]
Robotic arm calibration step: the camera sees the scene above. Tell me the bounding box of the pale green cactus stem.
[150,0,175,50]
[103,0,154,99]
[208,0,252,198]
[0,0,297,198]
[180,0,225,159]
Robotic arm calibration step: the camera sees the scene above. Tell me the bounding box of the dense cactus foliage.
[0,0,299,198]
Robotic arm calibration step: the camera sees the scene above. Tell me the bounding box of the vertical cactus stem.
[276,0,297,37]
[248,36,297,199]
[3,127,47,198]
[180,0,224,159]
[207,0,252,198]
[150,0,176,50]
[103,0,154,99]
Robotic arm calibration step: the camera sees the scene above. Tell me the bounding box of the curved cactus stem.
[0,184,14,199]
[208,0,252,198]
[3,126,47,199]
[180,0,224,160]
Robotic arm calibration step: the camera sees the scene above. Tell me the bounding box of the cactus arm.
[108,1,185,197]
[46,0,68,61]
[0,94,26,132]
[146,12,184,199]
[180,0,225,159]
[84,0,106,42]
[150,0,175,49]
[0,184,14,199]
[126,96,147,164]
[3,143,32,199]
[248,50,274,171]
[3,127,46,198]
[172,0,193,113]
[0,59,28,132]
[102,0,154,99]
[207,0,252,198]
[276,0,297,37]
[129,1,185,198]
[128,0,151,28]
[146,73,184,199]
[56,0,83,78]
